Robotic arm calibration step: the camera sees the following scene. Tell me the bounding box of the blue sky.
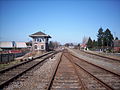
[0,0,120,44]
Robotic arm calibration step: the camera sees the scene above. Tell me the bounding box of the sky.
[0,0,120,44]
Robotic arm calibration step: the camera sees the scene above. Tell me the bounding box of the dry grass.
[0,60,21,70]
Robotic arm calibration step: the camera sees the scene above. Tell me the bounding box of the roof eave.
[29,35,51,38]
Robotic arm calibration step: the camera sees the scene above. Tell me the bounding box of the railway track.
[68,51,120,90]
[81,50,120,62]
[2,49,120,89]
[47,49,120,90]
[0,51,58,89]
[47,50,86,90]
[70,49,120,75]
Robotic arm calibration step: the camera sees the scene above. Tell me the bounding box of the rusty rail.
[0,51,58,89]
[74,62,114,90]
[70,52,120,77]
[69,51,120,90]
[47,49,86,90]
[46,52,63,90]
[82,50,120,62]
[63,52,86,90]
[0,51,53,74]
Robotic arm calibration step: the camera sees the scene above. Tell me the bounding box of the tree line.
[87,27,119,52]
[48,41,60,51]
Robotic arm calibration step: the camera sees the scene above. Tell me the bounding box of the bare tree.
[82,36,89,44]
[48,41,60,50]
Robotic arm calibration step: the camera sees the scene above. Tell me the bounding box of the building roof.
[0,41,13,48]
[0,41,27,48]
[80,44,87,48]
[16,42,27,48]
[29,31,51,38]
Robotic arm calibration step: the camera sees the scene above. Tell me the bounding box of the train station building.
[29,31,51,51]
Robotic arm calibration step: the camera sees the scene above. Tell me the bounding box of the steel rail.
[47,50,87,90]
[82,50,120,62]
[68,51,120,90]
[64,50,114,90]
[70,52,120,77]
[0,51,58,89]
[0,51,53,74]
[63,52,87,90]
[74,62,114,90]
[46,52,63,90]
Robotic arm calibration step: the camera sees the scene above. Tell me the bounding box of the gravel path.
[3,52,62,90]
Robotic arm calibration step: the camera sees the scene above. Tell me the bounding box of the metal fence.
[0,52,29,63]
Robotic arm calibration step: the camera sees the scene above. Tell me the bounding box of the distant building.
[0,41,13,49]
[0,41,27,50]
[80,44,87,50]
[29,31,51,51]
[16,42,27,48]
[113,40,120,52]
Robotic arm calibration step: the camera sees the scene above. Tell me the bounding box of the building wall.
[32,37,47,51]
[113,40,120,52]
[34,43,45,50]
[114,47,120,52]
